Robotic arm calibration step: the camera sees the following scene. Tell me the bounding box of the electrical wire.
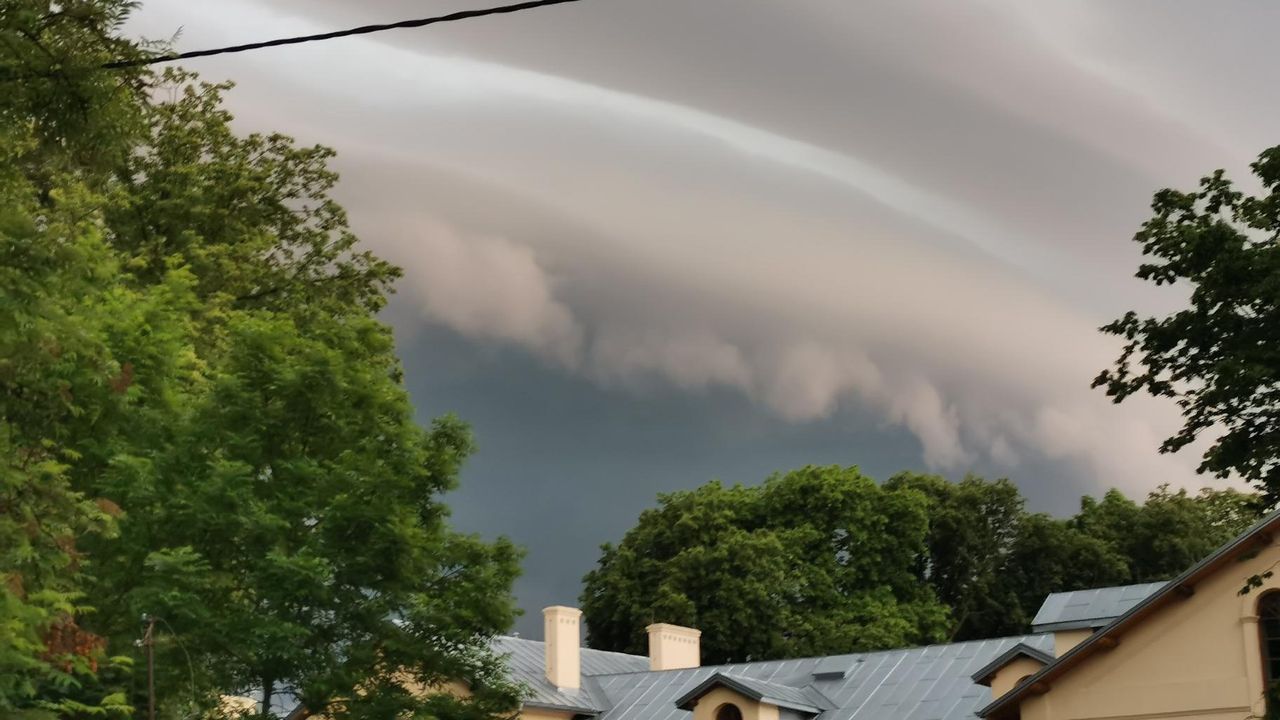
[103,0,585,69]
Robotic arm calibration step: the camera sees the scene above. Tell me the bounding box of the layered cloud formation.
[127,0,1280,499]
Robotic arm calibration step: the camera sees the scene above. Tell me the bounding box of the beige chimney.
[543,606,582,689]
[646,623,701,671]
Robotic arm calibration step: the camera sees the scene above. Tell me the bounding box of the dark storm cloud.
[393,323,1089,637]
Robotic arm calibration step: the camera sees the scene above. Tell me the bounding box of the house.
[497,509,1280,720]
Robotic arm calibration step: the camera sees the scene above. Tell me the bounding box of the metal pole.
[144,615,156,720]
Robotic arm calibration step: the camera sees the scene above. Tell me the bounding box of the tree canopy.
[1094,145,1280,504]
[584,469,1261,658]
[888,473,1258,640]
[1,3,522,718]
[581,466,954,664]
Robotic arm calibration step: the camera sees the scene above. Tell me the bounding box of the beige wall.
[1014,537,1280,720]
[1052,628,1092,657]
[691,687,778,720]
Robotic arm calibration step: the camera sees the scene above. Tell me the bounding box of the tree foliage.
[585,470,1262,657]
[1094,146,1280,504]
[1,2,150,716]
[581,466,951,664]
[890,475,1257,641]
[881,473,1027,640]
[2,3,523,718]
[0,177,137,720]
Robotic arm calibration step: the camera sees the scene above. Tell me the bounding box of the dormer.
[970,643,1055,700]
[674,672,832,720]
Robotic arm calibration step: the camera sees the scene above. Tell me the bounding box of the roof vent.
[811,655,851,681]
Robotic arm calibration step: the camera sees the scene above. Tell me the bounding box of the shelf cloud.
[128,0,1278,628]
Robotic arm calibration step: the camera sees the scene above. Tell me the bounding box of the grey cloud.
[246,0,1271,304]
[378,221,583,368]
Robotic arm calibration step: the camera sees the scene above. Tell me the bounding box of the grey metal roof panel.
[1029,581,1167,632]
[592,634,1052,720]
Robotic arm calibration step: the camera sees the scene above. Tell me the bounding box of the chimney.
[646,623,701,671]
[543,606,582,689]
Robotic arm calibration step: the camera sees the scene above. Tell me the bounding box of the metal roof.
[1029,581,1167,632]
[592,634,1053,720]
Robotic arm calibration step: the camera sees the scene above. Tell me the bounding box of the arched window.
[1259,592,1280,691]
[716,703,743,720]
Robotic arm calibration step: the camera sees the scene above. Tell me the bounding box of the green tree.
[83,308,524,719]
[2,4,526,718]
[1,2,150,715]
[80,75,525,719]
[884,473,1026,640]
[877,476,1260,643]
[1094,146,1280,504]
[999,513,1130,620]
[1073,485,1258,582]
[580,466,950,663]
[585,470,1264,657]
[0,180,137,720]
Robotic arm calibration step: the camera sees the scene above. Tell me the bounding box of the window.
[1263,592,1280,687]
[716,703,743,720]
[1260,591,1280,719]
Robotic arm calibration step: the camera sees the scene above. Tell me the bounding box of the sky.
[126,0,1280,638]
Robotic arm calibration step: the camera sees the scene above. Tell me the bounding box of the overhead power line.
[103,0,585,70]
